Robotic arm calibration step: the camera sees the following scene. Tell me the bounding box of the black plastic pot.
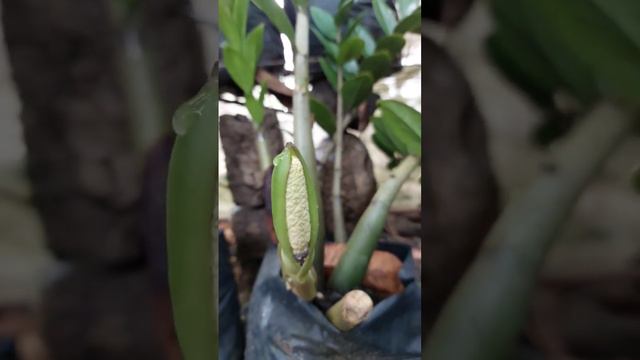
[245,242,421,359]
[219,230,245,360]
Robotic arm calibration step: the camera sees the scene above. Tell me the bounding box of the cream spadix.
[271,143,320,300]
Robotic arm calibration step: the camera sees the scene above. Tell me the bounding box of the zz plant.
[255,0,421,300]
[220,0,272,170]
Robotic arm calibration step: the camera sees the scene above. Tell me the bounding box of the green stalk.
[424,103,634,360]
[329,155,420,293]
[332,30,347,244]
[166,70,218,360]
[293,3,325,289]
[255,128,272,171]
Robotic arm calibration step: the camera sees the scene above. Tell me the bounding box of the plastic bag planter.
[245,242,421,359]
[219,230,245,360]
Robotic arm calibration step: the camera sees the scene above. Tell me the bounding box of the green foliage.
[376,34,406,57]
[251,0,294,42]
[342,73,374,111]
[319,58,338,89]
[355,25,376,56]
[360,51,393,81]
[220,0,267,125]
[490,0,640,116]
[396,0,418,19]
[338,37,365,65]
[372,0,398,35]
[310,97,337,135]
[167,76,218,360]
[394,6,421,34]
[310,6,337,40]
[335,0,354,26]
[372,100,421,159]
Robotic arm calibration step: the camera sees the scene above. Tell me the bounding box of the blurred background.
[425,0,640,359]
[0,0,214,358]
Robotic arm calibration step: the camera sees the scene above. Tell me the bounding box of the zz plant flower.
[271,143,321,300]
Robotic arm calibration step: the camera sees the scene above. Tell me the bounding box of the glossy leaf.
[246,95,264,125]
[244,23,265,71]
[319,57,337,90]
[338,37,365,65]
[311,27,338,59]
[223,46,253,94]
[219,1,241,47]
[372,0,397,35]
[356,25,376,56]
[376,34,406,57]
[359,51,393,80]
[251,0,295,42]
[310,6,337,40]
[310,97,336,135]
[344,13,365,39]
[396,0,418,19]
[394,6,421,34]
[378,99,421,136]
[372,128,396,158]
[342,73,373,111]
[233,0,249,39]
[343,59,359,79]
[167,75,218,360]
[373,110,421,157]
[335,0,354,26]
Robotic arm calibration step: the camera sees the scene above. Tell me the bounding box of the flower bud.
[271,143,320,300]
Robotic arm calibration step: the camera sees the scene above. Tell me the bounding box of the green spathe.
[271,143,320,300]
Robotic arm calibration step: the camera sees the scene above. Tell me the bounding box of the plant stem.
[166,72,218,360]
[424,103,634,360]
[293,4,325,290]
[329,155,420,293]
[255,128,271,171]
[332,30,347,243]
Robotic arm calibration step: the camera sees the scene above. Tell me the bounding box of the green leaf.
[310,6,337,40]
[378,99,421,137]
[372,0,398,35]
[394,6,421,34]
[223,46,254,95]
[359,51,393,80]
[342,73,373,111]
[338,37,365,65]
[396,0,418,19]
[244,23,265,71]
[372,128,396,158]
[335,0,354,26]
[310,97,336,135]
[591,0,640,50]
[246,94,264,125]
[219,1,241,47]
[319,58,337,90]
[344,13,365,39]
[233,0,249,39]
[343,60,359,79]
[355,25,376,56]
[373,111,420,157]
[251,0,295,42]
[376,34,406,57]
[167,77,218,360]
[311,27,339,59]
